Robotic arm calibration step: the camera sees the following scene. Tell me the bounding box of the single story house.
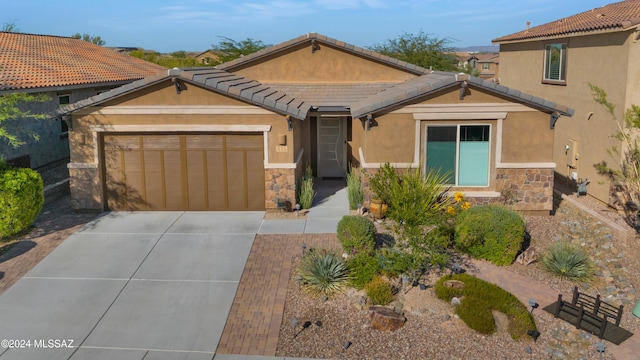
[55,33,573,213]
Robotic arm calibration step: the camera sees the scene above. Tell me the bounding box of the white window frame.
[483,63,490,70]
[425,124,492,187]
[543,43,567,83]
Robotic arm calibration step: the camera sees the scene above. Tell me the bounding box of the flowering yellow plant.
[446,192,470,215]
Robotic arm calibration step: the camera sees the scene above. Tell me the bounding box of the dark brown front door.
[103,133,265,211]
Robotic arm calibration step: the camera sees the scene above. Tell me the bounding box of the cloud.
[314,0,386,10]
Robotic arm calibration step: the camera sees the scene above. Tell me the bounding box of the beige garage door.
[103,133,265,211]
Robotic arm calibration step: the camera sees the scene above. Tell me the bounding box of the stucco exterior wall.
[499,30,635,203]
[228,43,417,83]
[500,111,553,163]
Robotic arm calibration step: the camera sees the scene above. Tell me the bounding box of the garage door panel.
[186,150,207,210]
[225,151,246,210]
[143,151,164,210]
[143,135,180,150]
[104,133,264,211]
[186,134,223,150]
[206,150,226,210]
[163,150,183,210]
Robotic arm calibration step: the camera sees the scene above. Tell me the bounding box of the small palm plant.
[542,241,595,281]
[297,249,349,298]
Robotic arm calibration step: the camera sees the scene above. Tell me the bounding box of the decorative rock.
[451,297,461,305]
[516,246,538,265]
[370,305,406,331]
[443,280,465,289]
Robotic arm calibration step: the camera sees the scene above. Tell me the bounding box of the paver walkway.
[216,233,340,356]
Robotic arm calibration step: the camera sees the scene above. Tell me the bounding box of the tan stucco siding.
[499,31,634,202]
[361,113,416,164]
[500,112,553,163]
[231,43,418,83]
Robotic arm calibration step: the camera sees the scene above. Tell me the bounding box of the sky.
[2,0,615,53]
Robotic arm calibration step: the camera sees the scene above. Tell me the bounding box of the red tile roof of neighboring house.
[493,0,640,43]
[0,32,165,92]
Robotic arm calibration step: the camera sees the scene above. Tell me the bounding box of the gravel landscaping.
[275,192,639,359]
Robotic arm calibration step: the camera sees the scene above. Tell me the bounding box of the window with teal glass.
[426,125,490,186]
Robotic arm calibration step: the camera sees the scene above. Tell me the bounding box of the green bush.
[365,276,395,305]
[0,164,44,239]
[297,249,349,298]
[542,241,595,281]
[347,166,364,210]
[454,205,525,266]
[368,163,397,205]
[434,274,536,339]
[296,166,315,209]
[336,215,376,255]
[347,252,381,289]
[378,248,425,278]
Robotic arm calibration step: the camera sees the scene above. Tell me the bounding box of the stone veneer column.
[495,168,554,212]
[68,167,102,210]
[264,168,297,210]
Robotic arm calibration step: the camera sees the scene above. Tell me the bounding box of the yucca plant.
[297,166,316,209]
[542,241,595,281]
[346,165,364,210]
[298,249,349,297]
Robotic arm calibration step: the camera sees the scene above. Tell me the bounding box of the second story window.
[483,63,490,70]
[543,43,567,83]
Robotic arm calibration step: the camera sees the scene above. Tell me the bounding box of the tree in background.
[211,37,270,64]
[2,20,19,32]
[591,83,640,227]
[0,93,51,149]
[129,49,204,68]
[71,33,105,46]
[368,31,458,72]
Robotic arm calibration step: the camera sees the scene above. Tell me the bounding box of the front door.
[317,116,347,178]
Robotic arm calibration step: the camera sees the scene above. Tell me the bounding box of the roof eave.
[493,25,635,44]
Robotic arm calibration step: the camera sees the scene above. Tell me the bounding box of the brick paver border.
[216,233,340,356]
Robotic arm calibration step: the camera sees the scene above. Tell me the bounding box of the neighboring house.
[55,33,572,213]
[474,53,499,82]
[194,50,220,65]
[453,52,499,82]
[493,0,640,206]
[0,32,165,170]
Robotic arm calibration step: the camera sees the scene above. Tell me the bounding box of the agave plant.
[297,249,349,297]
[542,241,595,281]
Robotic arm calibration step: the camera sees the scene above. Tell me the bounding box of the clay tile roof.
[350,72,574,119]
[53,67,310,120]
[493,0,640,43]
[0,32,165,92]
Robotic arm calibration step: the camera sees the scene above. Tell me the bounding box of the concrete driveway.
[0,211,264,360]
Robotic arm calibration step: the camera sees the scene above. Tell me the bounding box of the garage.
[102,133,265,211]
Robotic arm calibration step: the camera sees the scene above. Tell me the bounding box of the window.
[544,43,567,83]
[58,94,70,134]
[483,63,490,70]
[426,125,490,186]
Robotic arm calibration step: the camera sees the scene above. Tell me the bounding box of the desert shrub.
[365,276,395,305]
[296,166,315,209]
[347,166,364,210]
[347,252,381,289]
[368,163,397,205]
[378,248,425,278]
[336,215,376,255]
[297,249,349,298]
[434,274,535,340]
[0,164,44,239]
[454,205,525,266]
[542,241,595,281]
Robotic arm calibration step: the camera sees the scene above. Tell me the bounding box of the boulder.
[443,280,465,289]
[370,306,406,331]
